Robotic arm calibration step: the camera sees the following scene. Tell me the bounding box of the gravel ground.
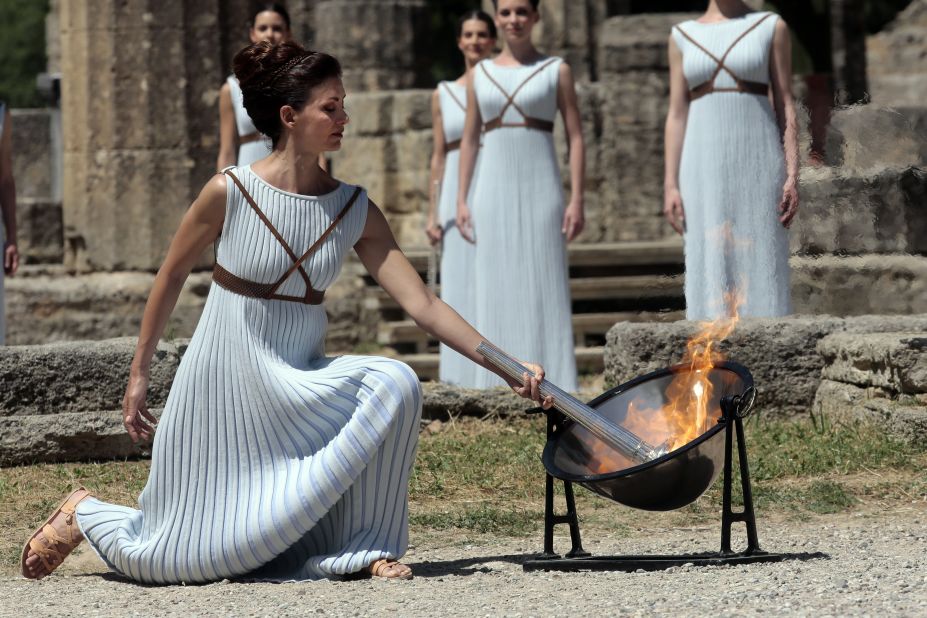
[4,506,926,617]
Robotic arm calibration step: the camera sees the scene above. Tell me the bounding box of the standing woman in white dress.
[456,0,585,391]
[0,101,20,345]
[22,41,552,584]
[216,4,304,170]
[424,11,496,387]
[663,0,799,320]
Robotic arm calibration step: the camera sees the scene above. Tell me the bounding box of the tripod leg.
[563,481,590,558]
[735,416,761,553]
[721,417,734,555]
[542,472,557,558]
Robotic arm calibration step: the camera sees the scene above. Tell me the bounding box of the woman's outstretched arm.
[122,175,227,442]
[770,18,799,228]
[663,34,689,235]
[455,70,483,243]
[426,88,446,246]
[556,61,585,242]
[355,199,552,404]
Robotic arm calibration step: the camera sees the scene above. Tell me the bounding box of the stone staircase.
[365,240,686,380]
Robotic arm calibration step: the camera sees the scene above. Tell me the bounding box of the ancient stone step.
[378,311,685,351]
[813,380,927,447]
[817,332,927,394]
[401,346,605,382]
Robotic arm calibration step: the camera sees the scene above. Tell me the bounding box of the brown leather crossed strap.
[480,57,558,134]
[676,13,774,102]
[215,170,362,305]
[239,132,262,144]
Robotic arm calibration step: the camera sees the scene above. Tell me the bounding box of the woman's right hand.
[663,187,686,235]
[425,215,443,247]
[456,199,475,244]
[122,371,157,443]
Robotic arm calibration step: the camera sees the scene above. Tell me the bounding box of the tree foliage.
[0,0,50,107]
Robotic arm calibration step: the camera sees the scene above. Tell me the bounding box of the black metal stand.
[523,402,827,572]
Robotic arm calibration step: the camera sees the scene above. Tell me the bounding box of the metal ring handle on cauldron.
[722,386,757,420]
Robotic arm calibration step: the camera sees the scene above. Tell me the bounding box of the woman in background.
[0,100,20,345]
[663,0,799,319]
[457,0,585,390]
[424,11,496,387]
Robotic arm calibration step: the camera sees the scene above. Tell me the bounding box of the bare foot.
[22,488,91,579]
[369,558,413,580]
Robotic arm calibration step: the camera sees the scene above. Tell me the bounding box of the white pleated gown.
[75,165,423,584]
[470,58,577,390]
[436,81,478,386]
[673,12,791,320]
[227,76,271,166]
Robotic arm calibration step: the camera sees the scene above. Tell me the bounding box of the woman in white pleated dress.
[663,0,799,320]
[217,4,291,170]
[22,41,553,584]
[457,0,585,390]
[425,11,496,387]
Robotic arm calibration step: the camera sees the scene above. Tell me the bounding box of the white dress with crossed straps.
[75,165,422,583]
[227,76,270,166]
[469,57,577,390]
[436,80,479,386]
[672,12,791,320]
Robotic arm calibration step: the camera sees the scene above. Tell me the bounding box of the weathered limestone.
[792,165,927,255]
[315,0,428,92]
[791,255,927,316]
[605,315,927,417]
[813,332,927,446]
[867,0,927,106]
[823,105,927,172]
[59,0,223,271]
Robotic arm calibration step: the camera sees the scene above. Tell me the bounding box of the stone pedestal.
[59,0,223,271]
[314,0,428,92]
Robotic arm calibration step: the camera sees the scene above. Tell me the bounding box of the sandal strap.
[29,533,64,572]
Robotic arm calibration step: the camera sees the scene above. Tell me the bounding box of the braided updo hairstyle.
[233,41,342,147]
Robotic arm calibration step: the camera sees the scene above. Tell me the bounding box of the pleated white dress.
[469,58,577,390]
[75,165,423,584]
[436,81,478,386]
[227,76,270,166]
[673,12,791,320]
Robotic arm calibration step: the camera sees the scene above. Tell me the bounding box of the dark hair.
[456,10,497,39]
[233,41,341,147]
[249,3,291,29]
[491,0,540,10]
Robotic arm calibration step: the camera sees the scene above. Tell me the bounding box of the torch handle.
[476,341,666,464]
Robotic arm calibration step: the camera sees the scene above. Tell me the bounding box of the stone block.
[791,255,927,316]
[17,198,64,264]
[422,383,536,421]
[813,379,927,447]
[10,110,53,200]
[817,332,927,394]
[792,166,927,255]
[0,338,182,417]
[866,0,927,107]
[824,105,927,171]
[605,315,927,417]
[598,13,696,76]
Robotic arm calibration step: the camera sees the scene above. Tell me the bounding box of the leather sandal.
[369,558,413,580]
[21,487,91,579]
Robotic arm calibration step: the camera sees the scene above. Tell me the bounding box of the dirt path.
[4,506,926,617]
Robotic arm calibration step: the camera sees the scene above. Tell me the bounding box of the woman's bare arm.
[769,18,799,228]
[217,84,238,171]
[355,199,552,403]
[556,61,585,242]
[0,108,18,275]
[122,175,226,441]
[455,70,483,243]
[663,35,689,235]
[426,89,446,246]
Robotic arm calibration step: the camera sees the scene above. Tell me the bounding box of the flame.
[586,289,744,474]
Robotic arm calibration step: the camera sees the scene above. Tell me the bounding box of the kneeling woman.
[21,42,551,584]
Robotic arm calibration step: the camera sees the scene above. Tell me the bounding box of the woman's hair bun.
[231,41,341,147]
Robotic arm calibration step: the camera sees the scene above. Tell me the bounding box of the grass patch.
[1,416,924,574]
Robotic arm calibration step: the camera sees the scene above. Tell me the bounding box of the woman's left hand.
[778,179,799,229]
[509,362,555,409]
[562,202,585,242]
[4,242,19,276]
